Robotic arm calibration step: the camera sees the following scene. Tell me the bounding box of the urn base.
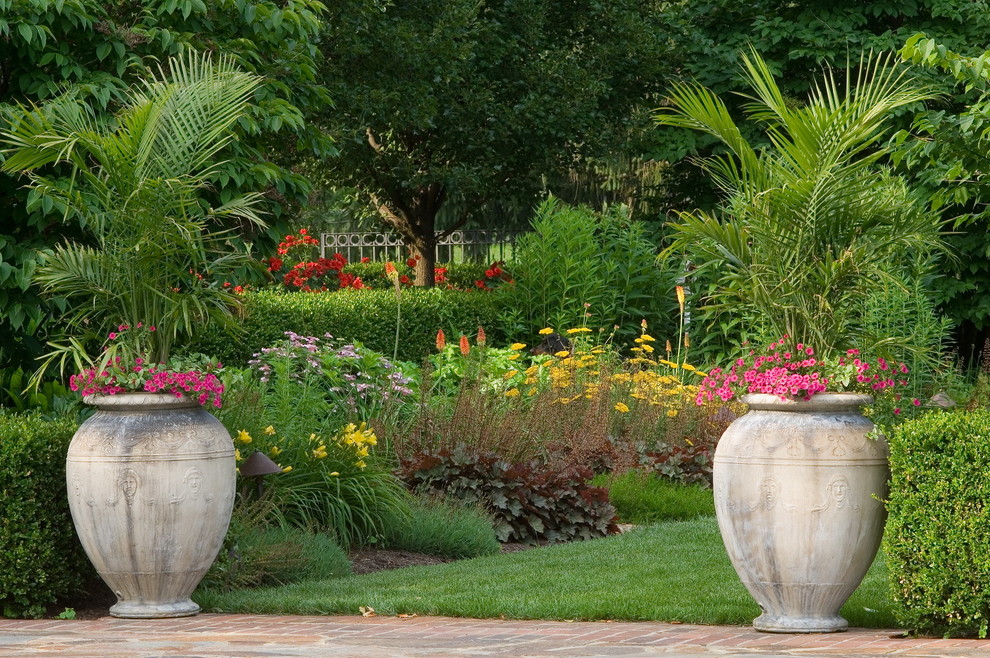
[110,599,201,619]
[754,612,848,634]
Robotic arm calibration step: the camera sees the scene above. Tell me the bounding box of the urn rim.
[83,392,201,410]
[740,392,874,411]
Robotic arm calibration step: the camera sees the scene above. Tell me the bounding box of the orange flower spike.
[665,339,672,354]
[684,333,691,348]
[436,329,446,351]
[477,326,487,346]
[459,334,470,356]
[384,261,399,284]
[675,286,685,313]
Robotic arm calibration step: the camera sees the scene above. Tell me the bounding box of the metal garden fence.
[319,229,524,264]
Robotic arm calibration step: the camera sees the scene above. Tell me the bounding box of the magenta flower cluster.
[696,338,918,409]
[69,357,224,408]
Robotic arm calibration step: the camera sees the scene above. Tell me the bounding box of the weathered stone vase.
[713,393,888,633]
[66,393,235,618]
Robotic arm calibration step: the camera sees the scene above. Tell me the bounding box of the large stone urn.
[66,393,235,618]
[713,393,888,633]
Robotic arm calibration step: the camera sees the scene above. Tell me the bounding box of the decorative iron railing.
[319,229,524,263]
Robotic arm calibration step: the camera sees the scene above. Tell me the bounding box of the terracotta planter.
[66,393,235,618]
[713,393,888,633]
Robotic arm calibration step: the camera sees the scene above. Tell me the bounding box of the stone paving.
[0,614,988,657]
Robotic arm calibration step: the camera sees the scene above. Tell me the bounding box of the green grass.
[194,517,896,627]
[593,471,716,523]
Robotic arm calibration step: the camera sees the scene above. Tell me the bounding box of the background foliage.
[0,0,332,371]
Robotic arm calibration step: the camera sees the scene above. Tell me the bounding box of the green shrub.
[398,445,618,545]
[500,197,677,346]
[886,410,990,637]
[342,261,491,290]
[592,470,715,524]
[378,496,500,559]
[188,288,507,366]
[202,520,351,592]
[0,411,91,617]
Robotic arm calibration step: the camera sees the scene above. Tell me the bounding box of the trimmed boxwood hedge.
[885,410,990,637]
[0,411,91,618]
[187,288,509,366]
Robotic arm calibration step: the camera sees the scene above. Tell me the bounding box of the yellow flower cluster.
[340,421,378,469]
[494,324,709,422]
[234,420,379,476]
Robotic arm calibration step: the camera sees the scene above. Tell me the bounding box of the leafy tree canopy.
[891,34,990,363]
[316,0,672,285]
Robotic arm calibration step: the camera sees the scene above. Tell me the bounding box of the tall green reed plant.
[502,197,676,347]
[1,52,266,379]
[656,49,946,358]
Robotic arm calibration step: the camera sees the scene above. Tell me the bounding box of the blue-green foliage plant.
[378,496,501,559]
[0,411,92,618]
[885,410,990,637]
[202,520,352,592]
[501,197,677,347]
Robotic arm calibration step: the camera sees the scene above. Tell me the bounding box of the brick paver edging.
[0,614,988,657]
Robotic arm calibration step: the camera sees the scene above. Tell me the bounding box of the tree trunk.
[370,188,440,287]
[408,233,436,287]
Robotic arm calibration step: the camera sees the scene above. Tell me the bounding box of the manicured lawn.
[195,517,896,628]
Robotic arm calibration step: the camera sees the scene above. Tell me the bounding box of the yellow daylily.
[236,429,252,444]
[263,425,276,435]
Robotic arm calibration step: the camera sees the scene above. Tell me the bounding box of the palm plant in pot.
[1,52,265,618]
[655,49,943,633]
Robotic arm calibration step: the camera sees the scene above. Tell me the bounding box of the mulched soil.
[55,542,538,620]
